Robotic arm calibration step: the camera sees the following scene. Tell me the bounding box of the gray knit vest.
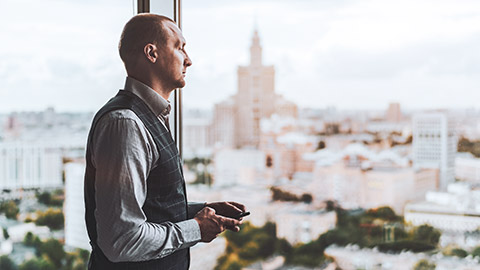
[84,90,189,270]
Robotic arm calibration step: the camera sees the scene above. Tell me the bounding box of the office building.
[386,102,402,122]
[0,142,63,190]
[412,112,457,190]
[64,162,91,251]
[404,182,480,233]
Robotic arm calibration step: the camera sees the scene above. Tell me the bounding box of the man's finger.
[218,216,242,228]
[224,225,241,232]
[226,203,243,215]
[229,201,246,212]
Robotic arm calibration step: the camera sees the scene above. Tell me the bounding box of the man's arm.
[188,202,206,219]
[91,111,201,262]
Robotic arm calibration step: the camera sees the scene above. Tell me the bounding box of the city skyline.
[2,1,480,268]
[1,0,480,112]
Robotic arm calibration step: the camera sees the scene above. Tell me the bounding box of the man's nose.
[185,53,192,67]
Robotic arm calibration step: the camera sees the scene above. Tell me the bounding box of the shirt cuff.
[177,219,202,248]
[187,202,207,219]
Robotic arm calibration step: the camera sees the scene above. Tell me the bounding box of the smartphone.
[235,211,250,220]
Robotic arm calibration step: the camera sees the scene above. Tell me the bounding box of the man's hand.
[206,201,246,220]
[194,207,242,243]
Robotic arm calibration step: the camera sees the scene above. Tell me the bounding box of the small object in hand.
[235,211,250,220]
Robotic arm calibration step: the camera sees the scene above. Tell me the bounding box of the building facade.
[413,112,457,190]
[455,154,480,184]
[212,29,298,149]
[404,182,480,233]
[64,162,91,251]
[0,142,63,190]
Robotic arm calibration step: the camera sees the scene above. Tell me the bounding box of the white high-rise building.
[212,98,236,148]
[0,142,63,190]
[213,149,265,187]
[64,162,91,251]
[413,112,457,190]
[183,110,212,153]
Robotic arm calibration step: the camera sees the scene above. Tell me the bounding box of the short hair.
[118,14,175,67]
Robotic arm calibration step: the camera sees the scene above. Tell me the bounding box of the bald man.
[84,14,246,270]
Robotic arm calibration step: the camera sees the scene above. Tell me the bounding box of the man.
[84,14,246,269]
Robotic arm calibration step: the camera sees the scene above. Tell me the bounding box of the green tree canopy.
[19,257,55,270]
[35,208,64,230]
[413,225,441,246]
[0,255,17,270]
[0,200,19,219]
[36,190,64,207]
[472,246,480,258]
[413,259,436,270]
[38,238,66,268]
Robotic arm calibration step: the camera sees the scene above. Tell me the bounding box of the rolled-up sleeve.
[91,110,201,262]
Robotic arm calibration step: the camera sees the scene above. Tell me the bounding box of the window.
[1,1,480,269]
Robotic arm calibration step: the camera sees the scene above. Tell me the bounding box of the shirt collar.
[123,76,170,117]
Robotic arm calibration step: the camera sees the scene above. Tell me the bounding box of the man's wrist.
[177,219,202,245]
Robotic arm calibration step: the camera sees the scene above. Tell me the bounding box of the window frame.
[137,0,184,158]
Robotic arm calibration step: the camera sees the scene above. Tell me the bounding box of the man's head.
[119,14,192,95]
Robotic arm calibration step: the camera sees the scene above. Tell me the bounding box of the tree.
[23,232,42,249]
[316,141,326,150]
[458,137,480,157]
[19,257,55,270]
[65,249,90,270]
[35,208,64,230]
[301,193,313,204]
[450,248,468,258]
[325,200,336,211]
[36,190,63,207]
[0,255,17,270]
[275,238,292,258]
[38,238,66,268]
[413,225,441,246]
[444,247,469,258]
[24,232,35,246]
[366,206,397,221]
[472,246,480,258]
[3,228,9,239]
[0,200,19,219]
[36,191,52,205]
[413,259,436,270]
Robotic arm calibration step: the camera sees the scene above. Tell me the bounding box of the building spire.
[250,26,262,66]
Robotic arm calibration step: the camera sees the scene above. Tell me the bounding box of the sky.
[1,0,480,112]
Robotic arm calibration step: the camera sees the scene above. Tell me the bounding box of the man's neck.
[128,74,172,100]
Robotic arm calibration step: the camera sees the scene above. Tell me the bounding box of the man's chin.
[176,80,186,89]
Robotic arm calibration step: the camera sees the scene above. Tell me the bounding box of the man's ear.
[144,43,158,63]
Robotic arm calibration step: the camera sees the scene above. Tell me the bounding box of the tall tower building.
[413,112,457,190]
[234,30,276,148]
[386,102,402,122]
[211,29,298,150]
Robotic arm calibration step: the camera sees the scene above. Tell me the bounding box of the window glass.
[182,1,480,269]
[0,0,133,267]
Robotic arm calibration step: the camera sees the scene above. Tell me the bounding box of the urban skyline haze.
[1,0,480,112]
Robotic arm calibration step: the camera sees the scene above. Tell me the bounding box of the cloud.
[1,0,480,112]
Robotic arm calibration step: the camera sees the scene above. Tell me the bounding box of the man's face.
[156,21,192,90]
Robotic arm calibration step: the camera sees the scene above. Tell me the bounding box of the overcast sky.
[1,0,479,112]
